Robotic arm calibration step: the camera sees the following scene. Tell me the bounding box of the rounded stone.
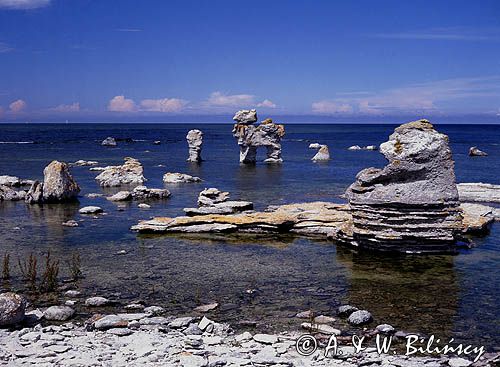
[348,310,373,326]
[0,292,27,327]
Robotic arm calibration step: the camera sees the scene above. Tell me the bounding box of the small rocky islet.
[0,112,499,365]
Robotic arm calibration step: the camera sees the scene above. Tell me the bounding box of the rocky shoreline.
[1,298,498,366]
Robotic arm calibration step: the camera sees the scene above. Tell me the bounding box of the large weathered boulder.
[186,129,203,162]
[42,161,80,202]
[345,119,463,252]
[232,113,285,164]
[0,292,26,327]
[95,157,146,187]
[25,161,80,204]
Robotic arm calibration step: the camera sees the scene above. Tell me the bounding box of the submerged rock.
[232,111,285,163]
[163,172,202,184]
[62,220,79,227]
[468,146,488,157]
[25,161,80,204]
[101,137,117,146]
[186,129,203,162]
[461,203,498,234]
[458,183,500,203]
[95,157,146,187]
[311,144,330,161]
[0,292,26,327]
[345,119,462,252]
[348,310,373,325]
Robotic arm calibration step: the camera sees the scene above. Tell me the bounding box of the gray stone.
[194,303,218,313]
[376,324,395,334]
[70,160,99,166]
[184,201,253,216]
[163,172,202,184]
[168,316,194,328]
[301,322,340,335]
[101,137,117,146]
[107,328,133,336]
[43,306,75,321]
[183,324,203,335]
[337,305,358,317]
[95,157,146,187]
[143,306,165,316]
[79,206,103,214]
[311,145,330,161]
[62,220,79,227]
[348,310,373,325]
[468,146,487,157]
[186,129,203,162]
[131,185,171,200]
[107,191,132,201]
[85,296,110,307]
[345,119,462,252]
[253,333,278,344]
[0,292,26,327]
[94,315,128,330]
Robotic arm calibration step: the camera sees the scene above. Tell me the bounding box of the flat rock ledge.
[458,183,500,203]
[132,201,494,247]
[1,317,496,366]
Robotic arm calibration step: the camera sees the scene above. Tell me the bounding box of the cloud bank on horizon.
[0,0,499,121]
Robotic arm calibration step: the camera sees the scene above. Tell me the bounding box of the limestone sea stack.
[186,129,203,162]
[345,119,463,253]
[232,111,285,164]
[25,161,80,204]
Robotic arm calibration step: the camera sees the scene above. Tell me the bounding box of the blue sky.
[0,0,499,122]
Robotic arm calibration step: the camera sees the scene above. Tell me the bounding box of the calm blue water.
[0,123,498,350]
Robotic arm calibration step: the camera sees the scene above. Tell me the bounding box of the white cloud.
[0,0,50,9]
[9,99,26,113]
[140,98,187,112]
[0,42,13,53]
[51,102,80,112]
[312,101,353,114]
[257,99,277,108]
[312,76,500,115]
[107,95,136,112]
[206,91,255,107]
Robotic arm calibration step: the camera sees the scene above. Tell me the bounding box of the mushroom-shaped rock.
[345,119,462,252]
[186,129,203,162]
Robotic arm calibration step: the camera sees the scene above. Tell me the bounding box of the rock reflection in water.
[336,247,458,340]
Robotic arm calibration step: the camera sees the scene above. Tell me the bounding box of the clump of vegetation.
[67,251,83,281]
[18,253,38,290]
[2,253,10,280]
[39,250,59,292]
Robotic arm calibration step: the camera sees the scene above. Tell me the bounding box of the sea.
[0,123,499,351]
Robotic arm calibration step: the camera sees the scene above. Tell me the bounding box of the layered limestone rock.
[310,144,330,161]
[457,183,500,203]
[132,202,350,234]
[25,161,80,204]
[183,188,253,216]
[163,172,202,183]
[0,185,26,201]
[232,111,285,164]
[95,158,146,187]
[345,119,463,252]
[186,129,203,162]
